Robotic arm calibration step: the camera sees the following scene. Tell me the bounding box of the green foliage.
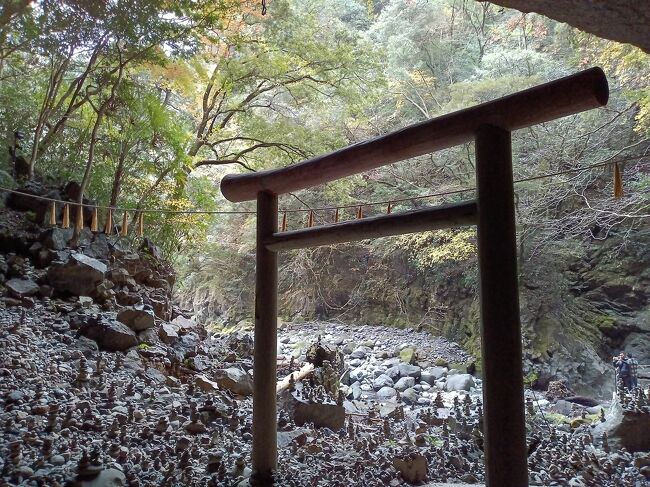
[523,371,539,386]
[396,229,476,271]
[425,436,444,448]
[3,0,649,357]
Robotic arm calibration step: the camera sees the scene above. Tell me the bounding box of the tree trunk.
[74,52,124,239]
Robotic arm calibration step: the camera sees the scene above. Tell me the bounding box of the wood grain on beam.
[221,67,608,202]
[264,201,478,251]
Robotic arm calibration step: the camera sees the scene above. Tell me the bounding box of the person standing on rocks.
[627,353,639,389]
[613,352,633,390]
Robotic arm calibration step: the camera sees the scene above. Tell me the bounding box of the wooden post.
[475,124,528,487]
[105,209,113,235]
[252,190,278,483]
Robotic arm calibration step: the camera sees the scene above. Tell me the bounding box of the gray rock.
[401,387,419,405]
[350,346,371,359]
[50,455,66,466]
[445,373,475,391]
[214,367,253,395]
[394,376,416,391]
[280,388,345,430]
[41,227,73,251]
[47,253,107,296]
[376,386,397,399]
[6,278,39,298]
[81,467,126,486]
[421,366,448,385]
[398,364,421,379]
[350,367,365,382]
[373,374,394,390]
[159,323,179,344]
[170,315,196,334]
[593,398,650,452]
[78,316,138,352]
[117,306,155,331]
[385,366,401,380]
[349,382,362,400]
[623,333,650,363]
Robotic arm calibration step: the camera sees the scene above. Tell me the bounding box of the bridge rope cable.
[0,154,646,217]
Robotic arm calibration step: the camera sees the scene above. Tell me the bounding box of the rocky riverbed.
[1,305,650,486]
[0,202,649,486]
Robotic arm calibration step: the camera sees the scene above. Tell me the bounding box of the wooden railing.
[221,67,609,487]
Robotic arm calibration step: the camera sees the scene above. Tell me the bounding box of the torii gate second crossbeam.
[220,67,609,487]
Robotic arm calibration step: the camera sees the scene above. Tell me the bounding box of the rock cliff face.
[485,0,650,52]
[519,232,650,397]
[183,228,649,399]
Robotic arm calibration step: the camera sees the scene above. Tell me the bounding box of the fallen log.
[276,363,314,394]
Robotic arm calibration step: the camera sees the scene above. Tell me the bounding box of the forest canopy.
[1,0,649,331]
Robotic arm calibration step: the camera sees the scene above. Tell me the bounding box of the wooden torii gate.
[220,67,609,487]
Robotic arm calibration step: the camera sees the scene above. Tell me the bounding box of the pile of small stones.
[1,303,649,486]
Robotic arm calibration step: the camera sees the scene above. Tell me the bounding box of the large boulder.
[445,373,475,392]
[394,376,416,391]
[213,368,253,395]
[41,227,73,251]
[593,398,650,452]
[159,323,179,345]
[77,315,138,352]
[6,278,39,298]
[373,374,394,390]
[6,181,60,223]
[421,366,448,385]
[279,385,345,430]
[47,253,107,296]
[117,305,155,331]
[377,386,398,400]
[398,364,422,380]
[170,315,196,334]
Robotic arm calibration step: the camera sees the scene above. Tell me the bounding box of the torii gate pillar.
[475,124,528,487]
